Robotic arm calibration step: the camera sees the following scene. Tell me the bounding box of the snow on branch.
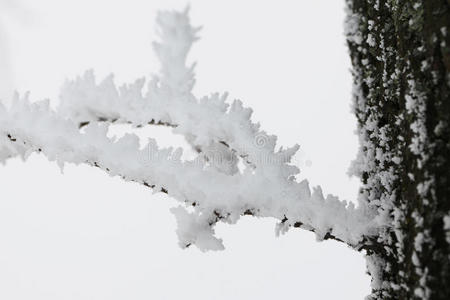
[0,8,379,251]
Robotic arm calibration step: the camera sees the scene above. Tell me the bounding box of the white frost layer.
[0,96,376,250]
[57,9,292,176]
[0,8,378,251]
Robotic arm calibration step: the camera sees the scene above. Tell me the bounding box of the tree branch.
[0,8,381,253]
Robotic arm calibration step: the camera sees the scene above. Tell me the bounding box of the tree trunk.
[345,0,450,299]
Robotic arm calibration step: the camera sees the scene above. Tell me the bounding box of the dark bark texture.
[345,0,450,299]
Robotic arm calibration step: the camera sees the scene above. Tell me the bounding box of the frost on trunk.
[346,0,450,299]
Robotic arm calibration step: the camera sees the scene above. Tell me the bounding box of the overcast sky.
[0,1,370,299]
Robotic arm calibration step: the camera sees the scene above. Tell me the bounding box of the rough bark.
[346,0,450,299]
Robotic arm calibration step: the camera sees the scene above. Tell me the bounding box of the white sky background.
[0,0,371,299]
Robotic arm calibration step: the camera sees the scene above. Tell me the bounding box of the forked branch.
[0,8,380,252]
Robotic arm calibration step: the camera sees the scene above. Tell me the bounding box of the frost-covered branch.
[57,8,272,173]
[0,8,380,252]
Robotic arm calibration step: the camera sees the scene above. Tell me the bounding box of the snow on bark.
[0,8,379,252]
[346,0,450,299]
